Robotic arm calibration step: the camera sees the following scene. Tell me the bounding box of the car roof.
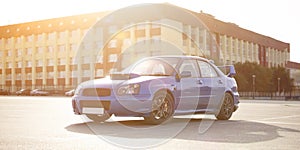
[151,55,209,61]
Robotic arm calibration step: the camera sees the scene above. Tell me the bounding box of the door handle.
[218,80,223,84]
[197,80,203,84]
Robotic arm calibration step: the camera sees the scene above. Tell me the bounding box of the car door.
[175,59,202,112]
[197,60,225,111]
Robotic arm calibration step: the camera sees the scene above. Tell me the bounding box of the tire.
[86,113,111,123]
[144,91,174,125]
[216,93,234,120]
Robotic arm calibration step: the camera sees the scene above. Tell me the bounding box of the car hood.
[79,74,173,88]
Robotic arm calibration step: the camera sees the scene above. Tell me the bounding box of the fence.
[239,91,300,100]
[1,85,76,95]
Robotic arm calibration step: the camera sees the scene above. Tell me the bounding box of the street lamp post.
[252,75,256,99]
[278,77,281,96]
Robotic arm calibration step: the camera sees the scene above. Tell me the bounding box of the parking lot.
[0,96,299,149]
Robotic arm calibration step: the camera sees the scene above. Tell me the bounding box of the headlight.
[117,84,140,95]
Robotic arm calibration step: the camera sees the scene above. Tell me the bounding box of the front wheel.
[86,113,111,123]
[216,93,234,120]
[144,91,174,125]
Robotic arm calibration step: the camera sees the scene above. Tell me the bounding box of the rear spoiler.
[217,65,236,77]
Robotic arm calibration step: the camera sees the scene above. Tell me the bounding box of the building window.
[96,69,104,77]
[47,59,54,66]
[108,39,117,48]
[58,58,66,65]
[109,54,118,62]
[96,55,103,63]
[58,71,65,78]
[59,45,65,53]
[37,47,43,54]
[17,61,22,68]
[243,42,247,57]
[7,50,12,57]
[6,74,12,80]
[70,57,76,65]
[83,70,91,77]
[36,60,43,67]
[71,30,79,38]
[27,35,33,42]
[17,49,22,56]
[71,70,77,77]
[237,40,240,56]
[16,73,21,80]
[71,44,77,52]
[37,34,43,42]
[48,33,55,40]
[16,37,22,43]
[6,62,12,68]
[59,31,66,39]
[248,43,252,58]
[48,46,53,53]
[37,72,43,79]
[27,48,32,55]
[26,73,31,80]
[26,61,32,67]
[47,72,54,79]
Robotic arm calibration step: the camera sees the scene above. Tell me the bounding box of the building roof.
[0,4,289,52]
[286,61,300,69]
[0,11,110,39]
[195,12,290,52]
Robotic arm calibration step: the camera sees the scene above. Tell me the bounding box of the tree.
[234,62,292,93]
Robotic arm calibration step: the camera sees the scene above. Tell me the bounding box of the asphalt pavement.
[0,96,299,150]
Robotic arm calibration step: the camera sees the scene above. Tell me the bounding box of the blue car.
[72,56,239,124]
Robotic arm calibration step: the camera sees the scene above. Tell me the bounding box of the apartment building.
[0,4,291,92]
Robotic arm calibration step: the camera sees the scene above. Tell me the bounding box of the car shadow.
[65,117,300,144]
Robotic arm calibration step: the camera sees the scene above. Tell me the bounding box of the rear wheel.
[144,91,174,125]
[86,113,111,122]
[216,93,234,120]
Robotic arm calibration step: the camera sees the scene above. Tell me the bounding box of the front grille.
[80,100,110,110]
[82,88,111,97]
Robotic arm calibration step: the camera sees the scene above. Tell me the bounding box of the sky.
[1,0,299,63]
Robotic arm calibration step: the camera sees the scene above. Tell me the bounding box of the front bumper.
[72,95,153,117]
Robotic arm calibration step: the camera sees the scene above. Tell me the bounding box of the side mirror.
[180,71,192,78]
[228,65,236,77]
[218,65,236,77]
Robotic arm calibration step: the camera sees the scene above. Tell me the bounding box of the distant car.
[16,89,31,96]
[65,89,75,96]
[0,89,9,95]
[72,56,239,124]
[30,89,49,96]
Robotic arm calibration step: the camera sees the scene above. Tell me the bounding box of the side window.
[152,63,165,74]
[179,60,200,78]
[198,61,218,78]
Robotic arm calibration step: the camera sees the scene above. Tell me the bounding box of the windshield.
[121,57,180,76]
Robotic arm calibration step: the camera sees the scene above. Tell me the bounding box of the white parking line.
[253,120,300,125]
[258,115,300,121]
[220,115,300,125]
